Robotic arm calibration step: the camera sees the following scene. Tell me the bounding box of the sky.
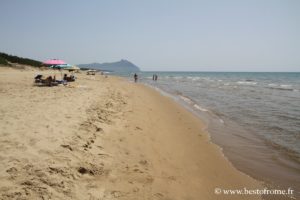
[0,0,299,71]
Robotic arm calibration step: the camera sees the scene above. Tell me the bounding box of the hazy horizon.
[141,69,300,72]
[0,0,299,72]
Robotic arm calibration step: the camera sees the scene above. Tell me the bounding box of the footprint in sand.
[29,138,37,146]
[132,187,139,193]
[61,144,73,151]
[138,159,151,171]
[154,193,164,199]
[97,153,111,158]
[103,190,128,198]
[6,167,19,180]
[133,168,144,173]
[139,160,148,166]
[6,167,18,174]
[77,163,107,177]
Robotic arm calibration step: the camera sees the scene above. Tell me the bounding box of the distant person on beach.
[153,74,158,81]
[134,73,138,83]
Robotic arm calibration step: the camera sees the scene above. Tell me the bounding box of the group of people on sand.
[34,75,59,87]
[133,73,158,83]
[34,73,76,87]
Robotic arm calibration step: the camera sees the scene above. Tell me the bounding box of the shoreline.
[0,67,267,199]
[139,75,300,197]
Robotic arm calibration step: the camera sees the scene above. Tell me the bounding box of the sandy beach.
[0,67,262,200]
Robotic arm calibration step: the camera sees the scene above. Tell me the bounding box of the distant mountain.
[77,59,140,72]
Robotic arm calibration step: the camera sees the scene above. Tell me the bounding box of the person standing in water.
[153,74,158,81]
[134,73,138,83]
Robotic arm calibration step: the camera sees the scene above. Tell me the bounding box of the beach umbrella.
[53,64,72,69]
[43,60,69,79]
[43,59,66,65]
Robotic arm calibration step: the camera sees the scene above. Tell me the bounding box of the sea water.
[117,71,300,192]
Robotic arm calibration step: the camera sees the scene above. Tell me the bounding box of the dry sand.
[0,67,262,200]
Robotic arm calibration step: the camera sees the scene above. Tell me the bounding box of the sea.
[115,71,300,194]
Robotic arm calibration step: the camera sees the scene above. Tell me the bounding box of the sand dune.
[0,67,262,199]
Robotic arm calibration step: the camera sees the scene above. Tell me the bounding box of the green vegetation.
[0,52,42,67]
[0,56,9,66]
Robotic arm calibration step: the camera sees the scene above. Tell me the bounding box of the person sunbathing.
[34,75,57,87]
[34,74,43,80]
[63,74,75,82]
[45,76,54,86]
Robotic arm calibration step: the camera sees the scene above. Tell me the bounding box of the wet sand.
[0,67,262,199]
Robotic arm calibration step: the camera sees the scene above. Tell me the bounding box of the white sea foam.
[179,95,193,104]
[203,77,212,81]
[268,83,277,87]
[190,77,201,81]
[173,76,183,79]
[194,104,208,112]
[280,84,292,88]
[179,96,209,112]
[267,84,295,91]
[237,81,257,85]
